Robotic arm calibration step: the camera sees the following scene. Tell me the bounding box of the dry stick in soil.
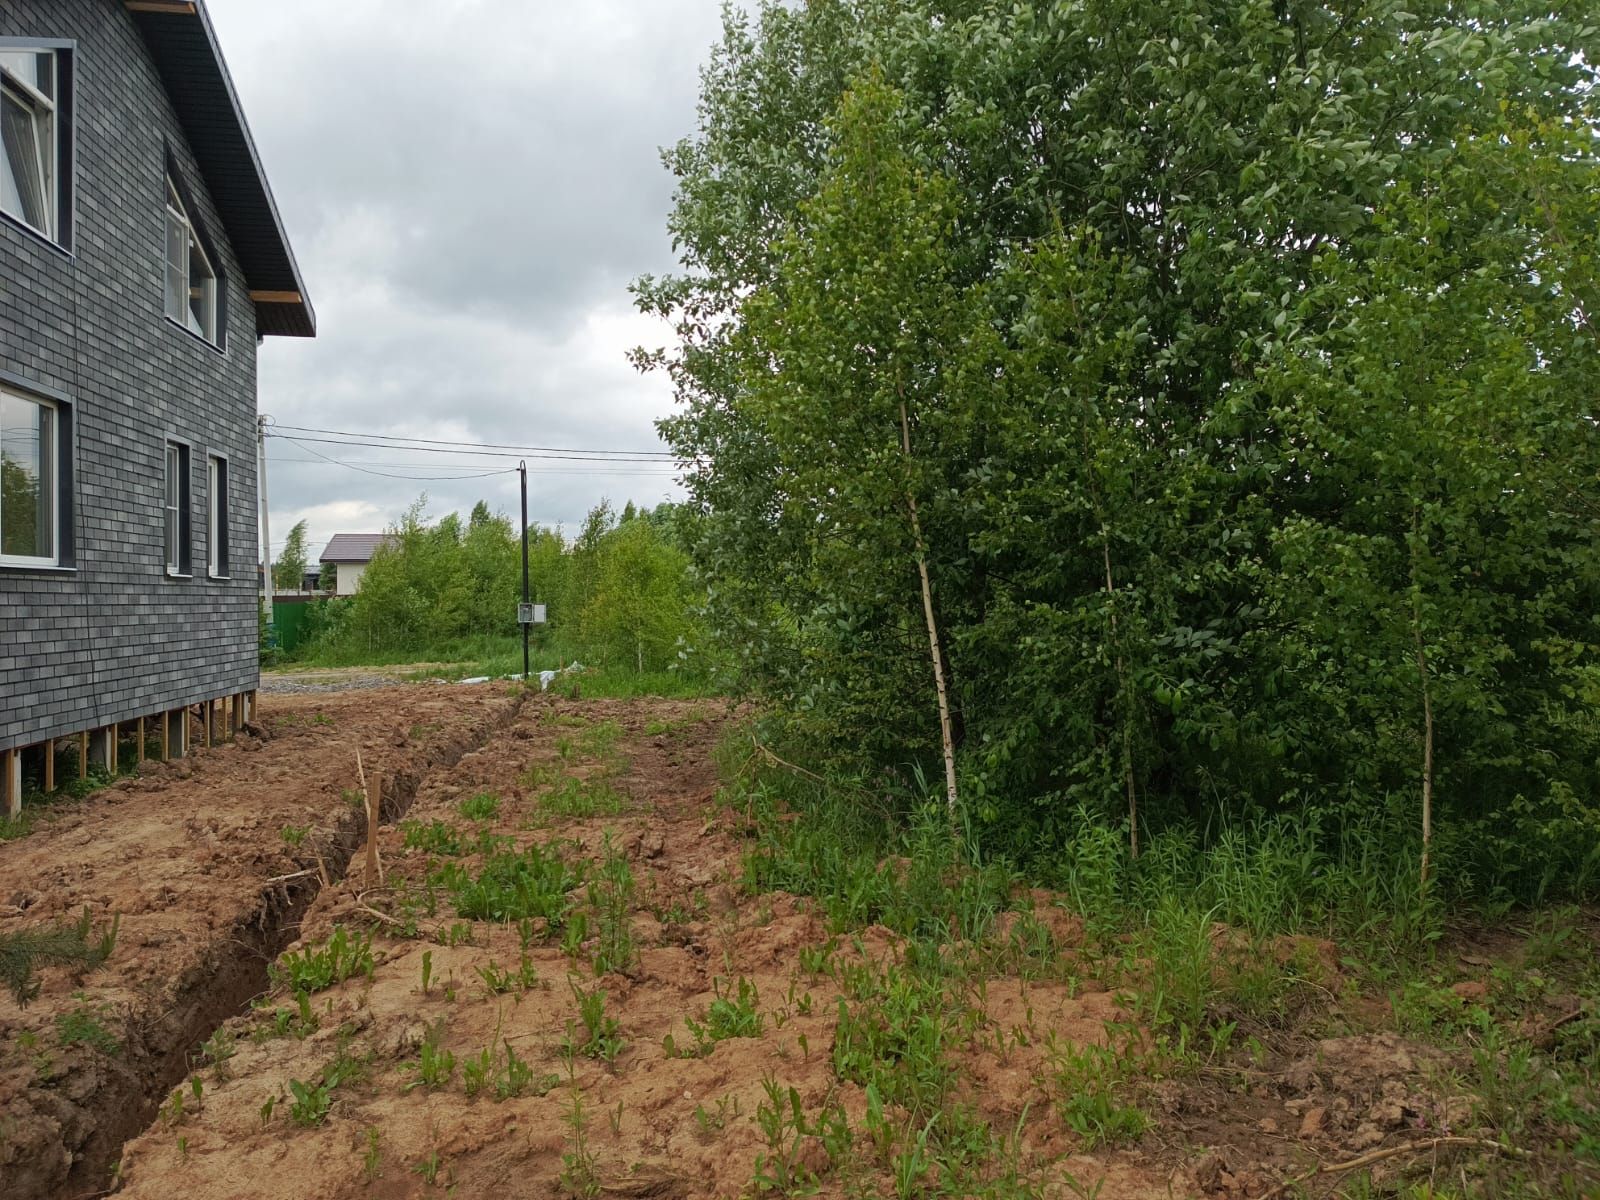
[1528,1005,1588,1050]
[354,888,456,942]
[357,749,383,889]
[1260,1137,1531,1200]
[898,396,959,829]
[353,888,413,932]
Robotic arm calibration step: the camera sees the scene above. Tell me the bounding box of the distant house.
[319,533,395,596]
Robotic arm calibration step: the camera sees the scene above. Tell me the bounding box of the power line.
[266,432,683,464]
[267,422,680,460]
[274,436,519,482]
[267,455,680,477]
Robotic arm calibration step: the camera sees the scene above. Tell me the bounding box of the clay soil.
[0,683,522,1199]
[2,686,1589,1199]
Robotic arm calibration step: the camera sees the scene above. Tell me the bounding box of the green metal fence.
[271,599,324,655]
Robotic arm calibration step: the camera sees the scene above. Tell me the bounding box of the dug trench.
[0,683,528,1200]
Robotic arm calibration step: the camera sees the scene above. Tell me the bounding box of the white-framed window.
[0,48,58,240]
[165,175,218,343]
[164,440,190,576]
[206,454,228,578]
[0,386,58,566]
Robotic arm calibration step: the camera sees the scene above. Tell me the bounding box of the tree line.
[276,498,704,677]
[635,0,1600,909]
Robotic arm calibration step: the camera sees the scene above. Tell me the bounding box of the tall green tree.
[639,0,1600,899]
[274,520,310,592]
[734,76,977,820]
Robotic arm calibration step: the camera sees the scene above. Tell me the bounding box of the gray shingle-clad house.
[0,0,313,809]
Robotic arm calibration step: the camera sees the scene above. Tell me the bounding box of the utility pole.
[258,414,273,641]
[520,461,530,681]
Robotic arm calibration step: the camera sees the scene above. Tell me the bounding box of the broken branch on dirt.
[1261,1136,1534,1200]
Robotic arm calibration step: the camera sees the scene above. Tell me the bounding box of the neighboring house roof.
[319,534,397,564]
[127,0,315,338]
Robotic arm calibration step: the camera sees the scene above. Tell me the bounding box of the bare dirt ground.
[2,686,1592,1199]
[0,683,524,1198]
[108,693,1178,1200]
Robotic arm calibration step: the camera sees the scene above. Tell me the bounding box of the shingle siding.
[0,0,261,751]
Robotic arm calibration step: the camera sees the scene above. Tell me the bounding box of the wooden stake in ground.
[899,398,960,828]
[2,748,19,820]
[357,749,382,888]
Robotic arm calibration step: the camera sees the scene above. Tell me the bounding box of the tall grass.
[726,723,1444,961]
[731,739,1011,944]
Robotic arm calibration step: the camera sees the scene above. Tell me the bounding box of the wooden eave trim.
[126,2,198,14]
[250,290,303,305]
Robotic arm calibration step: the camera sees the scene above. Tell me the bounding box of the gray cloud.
[204,0,735,558]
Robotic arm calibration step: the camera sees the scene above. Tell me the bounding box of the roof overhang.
[126,0,315,337]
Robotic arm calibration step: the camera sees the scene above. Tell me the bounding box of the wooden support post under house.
[109,723,119,774]
[161,711,170,762]
[89,727,113,774]
[203,702,212,749]
[137,717,146,765]
[43,739,54,793]
[78,732,88,780]
[3,748,20,820]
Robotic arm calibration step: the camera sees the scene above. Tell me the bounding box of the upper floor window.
[165,175,219,344]
[1,48,61,242]
[1,385,60,567]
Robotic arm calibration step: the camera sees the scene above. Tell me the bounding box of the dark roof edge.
[134,0,316,337]
[190,0,315,336]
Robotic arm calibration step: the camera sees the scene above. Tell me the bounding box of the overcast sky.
[204,0,737,565]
